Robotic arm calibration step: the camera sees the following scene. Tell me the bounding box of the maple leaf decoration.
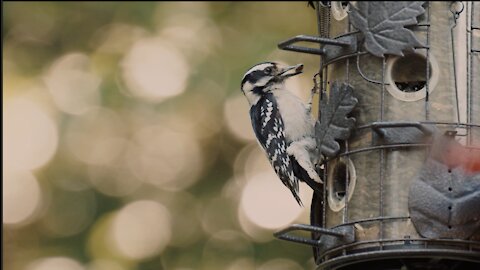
[409,158,480,239]
[315,82,358,158]
[408,135,480,239]
[349,2,426,57]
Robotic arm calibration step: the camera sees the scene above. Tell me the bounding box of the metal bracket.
[274,224,354,250]
[277,34,357,59]
[323,35,358,64]
[371,121,436,145]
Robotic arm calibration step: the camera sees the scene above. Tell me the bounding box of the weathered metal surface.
[324,1,459,232]
[322,34,358,64]
[349,2,426,57]
[470,2,480,143]
[273,223,354,249]
[275,1,480,269]
[370,121,436,145]
[317,225,355,253]
[319,248,480,270]
[315,1,479,268]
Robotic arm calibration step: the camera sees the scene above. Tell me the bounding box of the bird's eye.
[264,67,272,74]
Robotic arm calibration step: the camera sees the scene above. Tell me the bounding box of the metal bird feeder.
[274,2,480,269]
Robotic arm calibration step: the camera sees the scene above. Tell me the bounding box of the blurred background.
[3,2,322,269]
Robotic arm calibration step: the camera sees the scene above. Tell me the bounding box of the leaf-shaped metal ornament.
[409,159,480,239]
[349,1,426,57]
[409,134,480,239]
[315,82,358,157]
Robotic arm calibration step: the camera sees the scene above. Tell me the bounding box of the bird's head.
[240,62,303,105]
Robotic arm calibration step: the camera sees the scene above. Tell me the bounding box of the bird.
[241,61,323,206]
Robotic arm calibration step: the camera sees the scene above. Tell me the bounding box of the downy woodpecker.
[241,62,322,206]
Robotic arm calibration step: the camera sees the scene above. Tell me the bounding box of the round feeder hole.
[386,51,439,101]
[327,157,356,212]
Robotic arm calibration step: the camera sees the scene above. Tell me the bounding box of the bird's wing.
[250,95,302,205]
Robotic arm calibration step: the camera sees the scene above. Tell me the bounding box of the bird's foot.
[303,177,324,193]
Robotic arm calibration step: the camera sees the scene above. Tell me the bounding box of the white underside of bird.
[273,88,322,184]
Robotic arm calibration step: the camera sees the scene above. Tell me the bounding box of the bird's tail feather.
[290,188,303,207]
[290,156,323,194]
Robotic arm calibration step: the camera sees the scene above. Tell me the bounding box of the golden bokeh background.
[3,2,322,269]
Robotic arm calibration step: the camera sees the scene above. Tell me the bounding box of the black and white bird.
[241,62,322,206]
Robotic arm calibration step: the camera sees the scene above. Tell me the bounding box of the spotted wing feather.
[250,94,302,205]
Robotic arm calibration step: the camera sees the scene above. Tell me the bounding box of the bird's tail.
[291,189,303,207]
[291,157,323,194]
[288,181,303,207]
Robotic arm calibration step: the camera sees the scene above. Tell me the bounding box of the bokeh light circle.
[3,170,42,225]
[4,97,58,171]
[226,258,256,270]
[86,259,126,270]
[26,257,85,270]
[87,162,143,197]
[44,53,101,115]
[111,200,171,260]
[122,37,189,103]
[127,124,202,191]
[258,258,303,270]
[65,108,126,166]
[202,230,254,270]
[223,94,256,142]
[239,172,304,230]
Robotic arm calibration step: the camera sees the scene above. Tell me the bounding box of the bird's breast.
[273,90,314,142]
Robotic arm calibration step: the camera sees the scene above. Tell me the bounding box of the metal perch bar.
[277,35,352,55]
[274,224,346,247]
[370,121,435,137]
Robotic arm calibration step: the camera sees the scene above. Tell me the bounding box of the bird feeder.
[274,2,480,269]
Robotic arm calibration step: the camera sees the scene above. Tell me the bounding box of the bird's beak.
[278,64,304,79]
